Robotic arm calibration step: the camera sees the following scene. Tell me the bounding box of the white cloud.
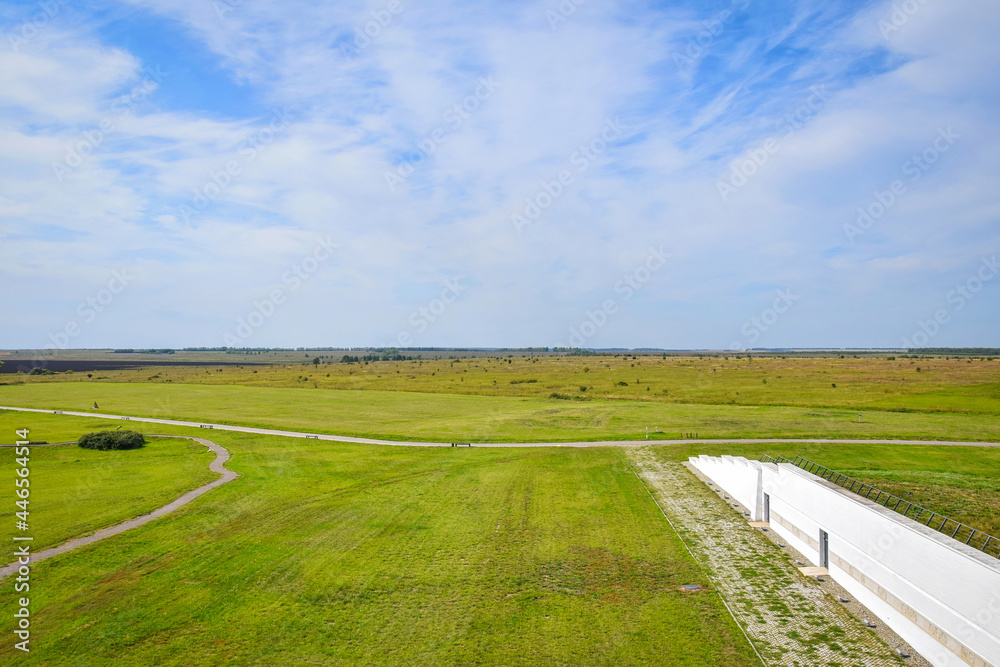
[1,0,998,348]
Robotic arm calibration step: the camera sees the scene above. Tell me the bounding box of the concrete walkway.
[0,435,236,580]
[3,405,999,448]
[627,446,904,666]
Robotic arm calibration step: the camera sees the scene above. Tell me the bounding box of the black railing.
[760,454,999,559]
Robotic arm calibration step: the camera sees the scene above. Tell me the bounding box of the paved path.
[2,405,999,448]
[626,447,904,666]
[0,435,236,580]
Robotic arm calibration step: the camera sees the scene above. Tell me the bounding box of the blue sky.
[1,0,997,349]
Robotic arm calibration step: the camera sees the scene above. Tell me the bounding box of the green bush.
[78,430,146,451]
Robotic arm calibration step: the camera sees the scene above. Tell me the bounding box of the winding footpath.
[2,405,999,448]
[0,435,236,580]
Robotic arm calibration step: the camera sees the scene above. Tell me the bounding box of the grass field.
[12,354,1000,414]
[3,381,1000,444]
[2,356,998,665]
[0,415,216,551]
[0,423,760,666]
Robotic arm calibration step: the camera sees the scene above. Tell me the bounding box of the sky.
[1,0,998,350]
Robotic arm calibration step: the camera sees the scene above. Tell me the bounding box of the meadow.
[2,380,1000,444]
[0,413,760,666]
[0,424,216,551]
[12,353,999,414]
[2,355,998,664]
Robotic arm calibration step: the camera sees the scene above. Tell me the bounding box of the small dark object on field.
[840,597,850,603]
[78,430,146,451]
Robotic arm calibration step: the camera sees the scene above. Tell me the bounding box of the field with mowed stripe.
[0,413,757,666]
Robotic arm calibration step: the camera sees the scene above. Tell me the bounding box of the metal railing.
[760,454,1000,559]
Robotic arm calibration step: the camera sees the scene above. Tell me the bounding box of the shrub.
[78,430,146,451]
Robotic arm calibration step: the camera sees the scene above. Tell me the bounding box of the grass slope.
[0,429,758,666]
[3,382,1000,443]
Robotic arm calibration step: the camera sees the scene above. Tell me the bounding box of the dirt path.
[2,405,999,448]
[626,446,905,667]
[0,435,236,580]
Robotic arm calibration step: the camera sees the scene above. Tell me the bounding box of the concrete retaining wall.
[688,454,763,521]
[689,455,1000,667]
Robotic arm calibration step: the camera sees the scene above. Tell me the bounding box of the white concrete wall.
[689,455,763,521]
[691,455,1000,667]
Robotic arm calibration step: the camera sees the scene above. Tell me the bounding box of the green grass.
[0,414,216,551]
[3,382,1000,443]
[0,424,758,666]
[2,409,998,664]
[17,353,1000,414]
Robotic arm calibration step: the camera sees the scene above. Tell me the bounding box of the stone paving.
[627,447,905,667]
